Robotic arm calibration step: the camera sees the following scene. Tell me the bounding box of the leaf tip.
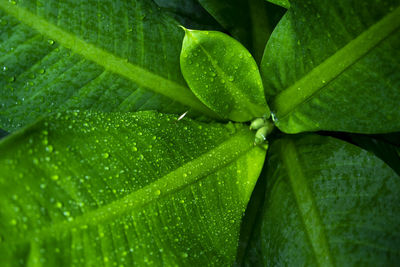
[178,25,189,33]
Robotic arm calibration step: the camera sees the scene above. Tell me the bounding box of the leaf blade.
[0,111,266,265]
[180,29,270,122]
[258,134,400,265]
[261,0,400,133]
[0,0,219,132]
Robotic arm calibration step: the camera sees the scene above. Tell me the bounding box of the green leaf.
[261,0,400,133]
[342,133,400,176]
[153,0,222,30]
[265,0,290,9]
[180,29,270,122]
[0,111,266,266]
[259,134,400,266]
[234,162,267,267]
[0,0,218,132]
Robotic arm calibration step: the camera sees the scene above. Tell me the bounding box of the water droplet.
[181,252,188,258]
[56,202,63,208]
[63,211,71,217]
[8,76,15,82]
[155,189,161,196]
[38,68,45,74]
[102,152,109,159]
[48,39,55,45]
[228,76,234,82]
[2,66,7,71]
[132,147,138,152]
[46,145,53,152]
[51,174,59,181]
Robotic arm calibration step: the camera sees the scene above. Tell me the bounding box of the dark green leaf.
[259,134,400,266]
[261,0,400,133]
[0,111,266,266]
[0,0,218,132]
[265,0,290,9]
[197,0,278,63]
[153,0,222,30]
[339,133,400,176]
[180,29,270,122]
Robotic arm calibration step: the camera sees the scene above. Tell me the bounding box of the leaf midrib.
[281,139,333,267]
[272,5,400,119]
[0,0,219,118]
[12,127,260,244]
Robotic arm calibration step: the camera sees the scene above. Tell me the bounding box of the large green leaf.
[180,29,270,122]
[0,111,266,266]
[0,0,218,132]
[259,134,400,266]
[261,0,400,133]
[328,132,400,176]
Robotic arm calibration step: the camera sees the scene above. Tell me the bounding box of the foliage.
[0,0,399,266]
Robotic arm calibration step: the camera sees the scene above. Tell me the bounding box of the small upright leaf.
[180,29,270,122]
[0,111,266,266]
[259,134,400,266]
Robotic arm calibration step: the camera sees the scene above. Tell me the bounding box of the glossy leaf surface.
[180,29,270,122]
[261,0,400,133]
[260,134,400,266]
[0,111,266,266]
[0,0,217,132]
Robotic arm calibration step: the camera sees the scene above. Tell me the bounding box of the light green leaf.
[0,111,266,266]
[265,0,290,9]
[259,134,400,266]
[0,0,218,132]
[261,0,400,133]
[180,29,270,122]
